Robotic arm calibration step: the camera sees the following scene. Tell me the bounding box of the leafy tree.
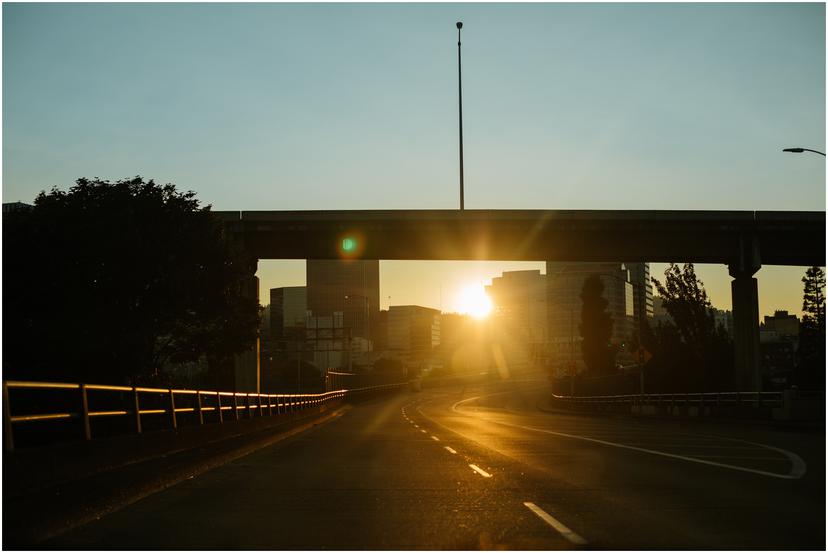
[651,263,714,354]
[798,266,825,388]
[650,263,733,391]
[3,177,259,385]
[579,275,617,374]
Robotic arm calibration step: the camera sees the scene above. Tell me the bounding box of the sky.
[3,3,825,317]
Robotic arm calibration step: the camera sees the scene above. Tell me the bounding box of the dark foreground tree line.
[3,177,259,388]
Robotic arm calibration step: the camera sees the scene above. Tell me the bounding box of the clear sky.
[3,3,825,317]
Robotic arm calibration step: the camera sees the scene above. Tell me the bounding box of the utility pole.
[456,21,465,211]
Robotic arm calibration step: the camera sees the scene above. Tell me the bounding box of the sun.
[457,284,493,319]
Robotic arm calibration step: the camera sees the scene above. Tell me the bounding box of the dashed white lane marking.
[421,429,427,433]
[431,435,440,441]
[451,395,806,480]
[444,446,457,454]
[469,464,492,478]
[524,502,587,545]
[414,424,419,428]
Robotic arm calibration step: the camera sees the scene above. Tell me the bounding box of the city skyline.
[257,259,807,319]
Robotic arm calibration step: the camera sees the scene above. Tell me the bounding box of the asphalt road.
[50,376,825,549]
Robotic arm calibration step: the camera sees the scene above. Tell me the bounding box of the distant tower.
[625,262,654,328]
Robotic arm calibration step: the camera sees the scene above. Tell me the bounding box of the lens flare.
[458,284,493,319]
[342,237,357,252]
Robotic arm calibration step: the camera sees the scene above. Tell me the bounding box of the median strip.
[523,502,587,545]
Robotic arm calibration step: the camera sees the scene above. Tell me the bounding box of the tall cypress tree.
[798,266,825,388]
[579,275,617,374]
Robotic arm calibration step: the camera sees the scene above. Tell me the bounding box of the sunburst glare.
[457,284,493,319]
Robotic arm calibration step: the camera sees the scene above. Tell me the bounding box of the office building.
[270,287,308,341]
[546,262,636,372]
[625,262,654,327]
[387,305,441,373]
[762,310,799,338]
[712,308,734,337]
[306,260,379,341]
[486,270,547,370]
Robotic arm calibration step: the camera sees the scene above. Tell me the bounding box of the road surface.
[49,377,825,549]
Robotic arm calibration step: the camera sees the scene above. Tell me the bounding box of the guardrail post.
[267,394,273,417]
[169,389,177,430]
[133,387,142,434]
[217,393,224,423]
[4,382,14,451]
[196,391,204,425]
[81,384,92,441]
[245,393,251,418]
[234,394,240,421]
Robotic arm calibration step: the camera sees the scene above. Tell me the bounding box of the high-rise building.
[486,270,547,369]
[625,262,654,328]
[306,260,379,341]
[387,305,441,373]
[546,262,636,372]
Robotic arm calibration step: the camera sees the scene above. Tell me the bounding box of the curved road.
[51,377,824,549]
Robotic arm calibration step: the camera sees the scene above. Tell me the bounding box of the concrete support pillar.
[729,233,762,391]
[730,272,761,391]
[234,258,260,393]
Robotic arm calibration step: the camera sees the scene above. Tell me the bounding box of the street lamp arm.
[783,147,826,156]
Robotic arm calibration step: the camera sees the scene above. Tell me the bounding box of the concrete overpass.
[216,209,825,392]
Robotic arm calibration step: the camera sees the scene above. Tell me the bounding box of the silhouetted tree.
[579,275,617,374]
[650,263,732,391]
[797,266,825,388]
[3,177,259,385]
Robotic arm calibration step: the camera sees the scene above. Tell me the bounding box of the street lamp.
[782,147,826,156]
[456,21,465,211]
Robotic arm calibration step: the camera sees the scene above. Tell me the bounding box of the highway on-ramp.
[49,377,825,549]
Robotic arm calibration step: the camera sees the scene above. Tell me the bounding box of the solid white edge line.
[451,393,805,480]
[431,435,440,441]
[524,502,587,545]
[506,422,805,481]
[444,446,457,454]
[469,464,492,478]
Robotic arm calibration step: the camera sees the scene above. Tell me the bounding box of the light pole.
[456,21,465,211]
[782,147,826,156]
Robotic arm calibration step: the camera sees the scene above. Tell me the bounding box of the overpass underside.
[216,209,826,393]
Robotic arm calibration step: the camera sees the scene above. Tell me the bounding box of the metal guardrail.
[551,390,785,409]
[3,380,407,451]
